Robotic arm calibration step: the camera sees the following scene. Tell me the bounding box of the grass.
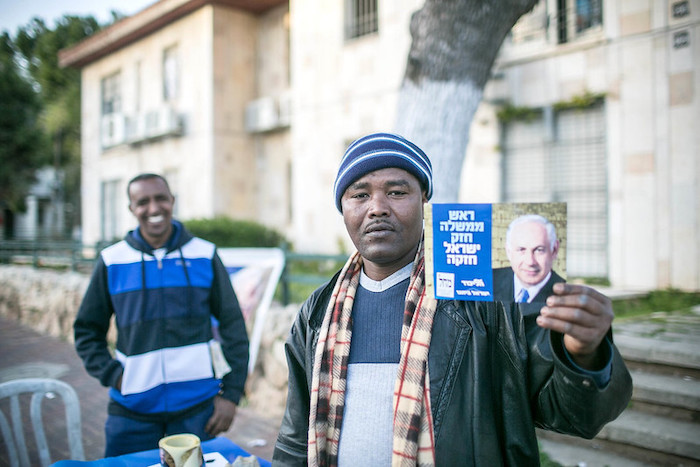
[539,449,563,467]
[274,256,348,305]
[612,288,700,320]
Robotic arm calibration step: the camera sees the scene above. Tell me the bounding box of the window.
[163,45,178,102]
[557,0,602,43]
[37,198,49,234]
[100,72,125,148]
[101,72,121,115]
[345,0,378,40]
[101,180,120,241]
[575,0,603,33]
[501,103,607,278]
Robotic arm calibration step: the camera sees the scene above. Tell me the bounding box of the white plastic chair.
[0,378,85,466]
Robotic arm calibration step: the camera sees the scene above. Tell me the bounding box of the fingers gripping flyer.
[424,202,567,304]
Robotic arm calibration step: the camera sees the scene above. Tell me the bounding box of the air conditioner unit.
[245,97,279,133]
[125,114,144,144]
[144,107,183,140]
[100,114,126,148]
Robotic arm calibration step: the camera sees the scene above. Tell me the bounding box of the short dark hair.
[126,173,172,199]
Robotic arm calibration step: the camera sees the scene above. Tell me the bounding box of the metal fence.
[0,239,96,272]
[279,251,348,305]
[0,239,348,305]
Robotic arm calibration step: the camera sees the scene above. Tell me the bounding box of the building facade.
[480,0,700,290]
[60,0,290,245]
[62,0,699,291]
[8,167,67,239]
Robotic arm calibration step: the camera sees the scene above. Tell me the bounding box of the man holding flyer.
[273,132,631,466]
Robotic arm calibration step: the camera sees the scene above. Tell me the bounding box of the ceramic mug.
[159,433,204,467]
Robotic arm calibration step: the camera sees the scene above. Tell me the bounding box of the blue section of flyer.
[431,203,493,301]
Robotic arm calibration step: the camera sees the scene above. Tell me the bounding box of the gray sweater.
[337,264,411,466]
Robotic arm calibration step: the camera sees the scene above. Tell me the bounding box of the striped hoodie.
[74,221,249,418]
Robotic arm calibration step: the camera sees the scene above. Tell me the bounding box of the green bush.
[183,216,285,248]
[276,255,348,304]
[613,288,700,320]
[496,103,542,123]
[539,449,563,467]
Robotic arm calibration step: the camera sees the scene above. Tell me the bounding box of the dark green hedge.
[183,216,286,248]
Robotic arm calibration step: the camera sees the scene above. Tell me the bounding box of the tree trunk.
[395,0,538,202]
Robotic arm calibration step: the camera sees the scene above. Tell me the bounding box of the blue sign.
[430,203,493,301]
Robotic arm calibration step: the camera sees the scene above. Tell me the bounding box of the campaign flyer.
[425,202,567,302]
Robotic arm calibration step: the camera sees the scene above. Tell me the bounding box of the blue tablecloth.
[51,437,271,466]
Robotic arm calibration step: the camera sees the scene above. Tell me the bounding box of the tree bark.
[395,0,539,202]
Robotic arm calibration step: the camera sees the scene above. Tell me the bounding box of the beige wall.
[257,6,290,95]
[210,4,292,234]
[244,5,293,233]
[289,0,423,253]
[478,0,700,290]
[212,7,258,220]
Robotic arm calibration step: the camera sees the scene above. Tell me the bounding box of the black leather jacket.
[272,273,632,466]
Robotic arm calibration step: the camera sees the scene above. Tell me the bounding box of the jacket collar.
[308,270,342,331]
[125,220,191,254]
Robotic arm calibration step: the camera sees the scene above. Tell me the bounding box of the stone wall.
[246,303,297,421]
[0,265,91,341]
[0,265,295,421]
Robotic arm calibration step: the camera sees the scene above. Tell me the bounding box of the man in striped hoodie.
[74,173,249,456]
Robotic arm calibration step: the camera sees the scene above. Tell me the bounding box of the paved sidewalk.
[0,316,280,465]
[3,303,698,466]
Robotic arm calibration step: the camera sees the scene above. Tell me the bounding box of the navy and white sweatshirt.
[74,221,249,419]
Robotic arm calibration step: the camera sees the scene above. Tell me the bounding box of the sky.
[0,0,157,35]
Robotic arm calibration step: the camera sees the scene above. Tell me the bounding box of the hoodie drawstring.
[178,248,193,316]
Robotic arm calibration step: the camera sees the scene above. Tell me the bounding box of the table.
[50,437,271,467]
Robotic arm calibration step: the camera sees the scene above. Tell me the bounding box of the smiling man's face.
[340,167,427,281]
[128,177,175,249]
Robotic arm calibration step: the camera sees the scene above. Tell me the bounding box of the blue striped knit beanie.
[333,132,433,212]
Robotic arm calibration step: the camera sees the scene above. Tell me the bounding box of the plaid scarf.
[308,242,437,467]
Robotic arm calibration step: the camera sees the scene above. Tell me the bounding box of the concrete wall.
[478,0,700,291]
[0,266,92,342]
[212,7,258,220]
[252,6,293,232]
[216,5,293,233]
[0,264,294,420]
[289,0,423,253]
